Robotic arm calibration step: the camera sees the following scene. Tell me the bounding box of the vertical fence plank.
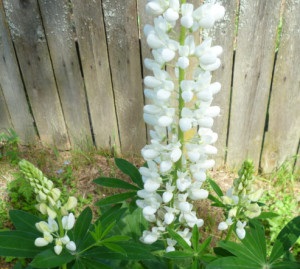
[0,86,12,130]
[0,5,36,143]
[102,0,146,153]
[261,0,300,173]
[226,0,281,170]
[209,0,237,168]
[3,0,70,150]
[71,0,120,151]
[38,0,92,147]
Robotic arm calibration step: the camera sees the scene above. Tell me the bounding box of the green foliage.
[207,218,300,269]
[7,173,36,213]
[0,129,20,164]
[94,158,143,207]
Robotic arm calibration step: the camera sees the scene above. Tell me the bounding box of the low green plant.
[0,128,20,164]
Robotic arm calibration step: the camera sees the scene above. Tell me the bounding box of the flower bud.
[54,245,63,255]
[66,241,76,251]
[51,188,61,201]
[62,213,75,230]
[46,206,57,219]
[35,237,49,247]
[65,196,78,211]
[218,221,228,231]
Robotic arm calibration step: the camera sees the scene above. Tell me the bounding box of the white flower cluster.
[218,160,263,239]
[19,160,78,255]
[138,0,225,249]
[34,213,76,255]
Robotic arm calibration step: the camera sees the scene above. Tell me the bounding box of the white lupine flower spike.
[139,0,225,250]
[19,160,77,255]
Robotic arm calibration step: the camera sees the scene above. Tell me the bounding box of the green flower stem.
[56,211,67,269]
[224,223,234,242]
[175,10,187,177]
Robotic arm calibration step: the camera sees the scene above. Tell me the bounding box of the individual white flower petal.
[187,150,201,162]
[144,104,161,115]
[170,148,182,162]
[46,207,57,219]
[209,82,222,95]
[147,33,164,49]
[161,48,176,62]
[157,89,171,100]
[35,237,49,247]
[205,106,220,117]
[178,57,189,69]
[66,241,76,251]
[142,148,160,160]
[166,246,175,252]
[61,235,70,245]
[188,188,208,200]
[158,116,173,127]
[164,212,175,224]
[143,113,158,126]
[163,191,173,203]
[218,221,228,231]
[164,8,179,22]
[47,218,59,232]
[236,227,246,240]
[181,16,194,28]
[146,2,165,15]
[54,245,63,255]
[160,161,173,173]
[178,201,192,212]
[144,179,160,192]
[62,213,75,230]
[65,196,78,211]
[201,58,221,71]
[182,90,194,102]
[200,53,217,65]
[144,76,162,88]
[179,118,193,131]
[140,230,159,244]
[176,177,191,192]
[35,221,50,234]
[212,3,225,21]
[143,206,157,216]
[197,159,215,169]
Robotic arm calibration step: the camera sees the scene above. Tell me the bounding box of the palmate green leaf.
[115,158,144,188]
[30,249,75,268]
[0,230,42,258]
[73,207,93,250]
[96,191,136,207]
[271,261,300,268]
[102,242,127,256]
[9,210,41,235]
[206,256,260,269]
[94,177,140,190]
[191,225,200,251]
[74,257,112,269]
[99,204,127,228]
[83,241,156,260]
[164,250,194,259]
[269,216,300,263]
[207,178,224,197]
[254,211,279,219]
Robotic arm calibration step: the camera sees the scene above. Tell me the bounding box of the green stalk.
[56,211,67,269]
[224,223,234,242]
[175,8,187,176]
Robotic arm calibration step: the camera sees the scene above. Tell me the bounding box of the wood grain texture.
[209,0,237,168]
[71,0,120,152]
[226,0,281,170]
[0,4,36,143]
[3,0,70,149]
[102,0,146,153]
[38,0,92,147]
[261,0,300,173]
[0,85,12,130]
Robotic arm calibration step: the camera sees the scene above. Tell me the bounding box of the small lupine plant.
[0,1,299,268]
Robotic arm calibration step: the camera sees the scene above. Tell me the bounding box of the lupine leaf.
[94,177,140,190]
[191,225,200,251]
[164,250,194,259]
[269,216,300,263]
[102,242,127,256]
[73,207,93,250]
[99,204,127,228]
[30,249,75,268]
[271,261,300,269]
[75,258,112,269]
[9,210,41,235]
[208,194,225,207]
[198,236,212,255]
[0,230,42,258]
[115,158,143,188]
[206,256,260,269]
[167,227,193,252]
[96,192,136,207]
[254,211,279,219]
[207,178,224,197]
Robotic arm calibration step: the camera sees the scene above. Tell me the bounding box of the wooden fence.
[0,0,299,173]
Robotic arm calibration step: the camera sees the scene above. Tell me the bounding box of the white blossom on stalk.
[138,0,225,249]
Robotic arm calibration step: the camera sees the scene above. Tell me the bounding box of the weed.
[0,129,20,164]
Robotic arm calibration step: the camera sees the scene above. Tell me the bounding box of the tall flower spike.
[138,0,225,251]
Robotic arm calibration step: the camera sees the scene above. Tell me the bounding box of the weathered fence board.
[261,0,300,173]
[71,0,120,151]
[227,0,281,170]
[38,0,92,147]
[0,86,11,130]
[0,5,36,143]
[102,0,146,153]
[209,0,237,167]
[3,0,70,150]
